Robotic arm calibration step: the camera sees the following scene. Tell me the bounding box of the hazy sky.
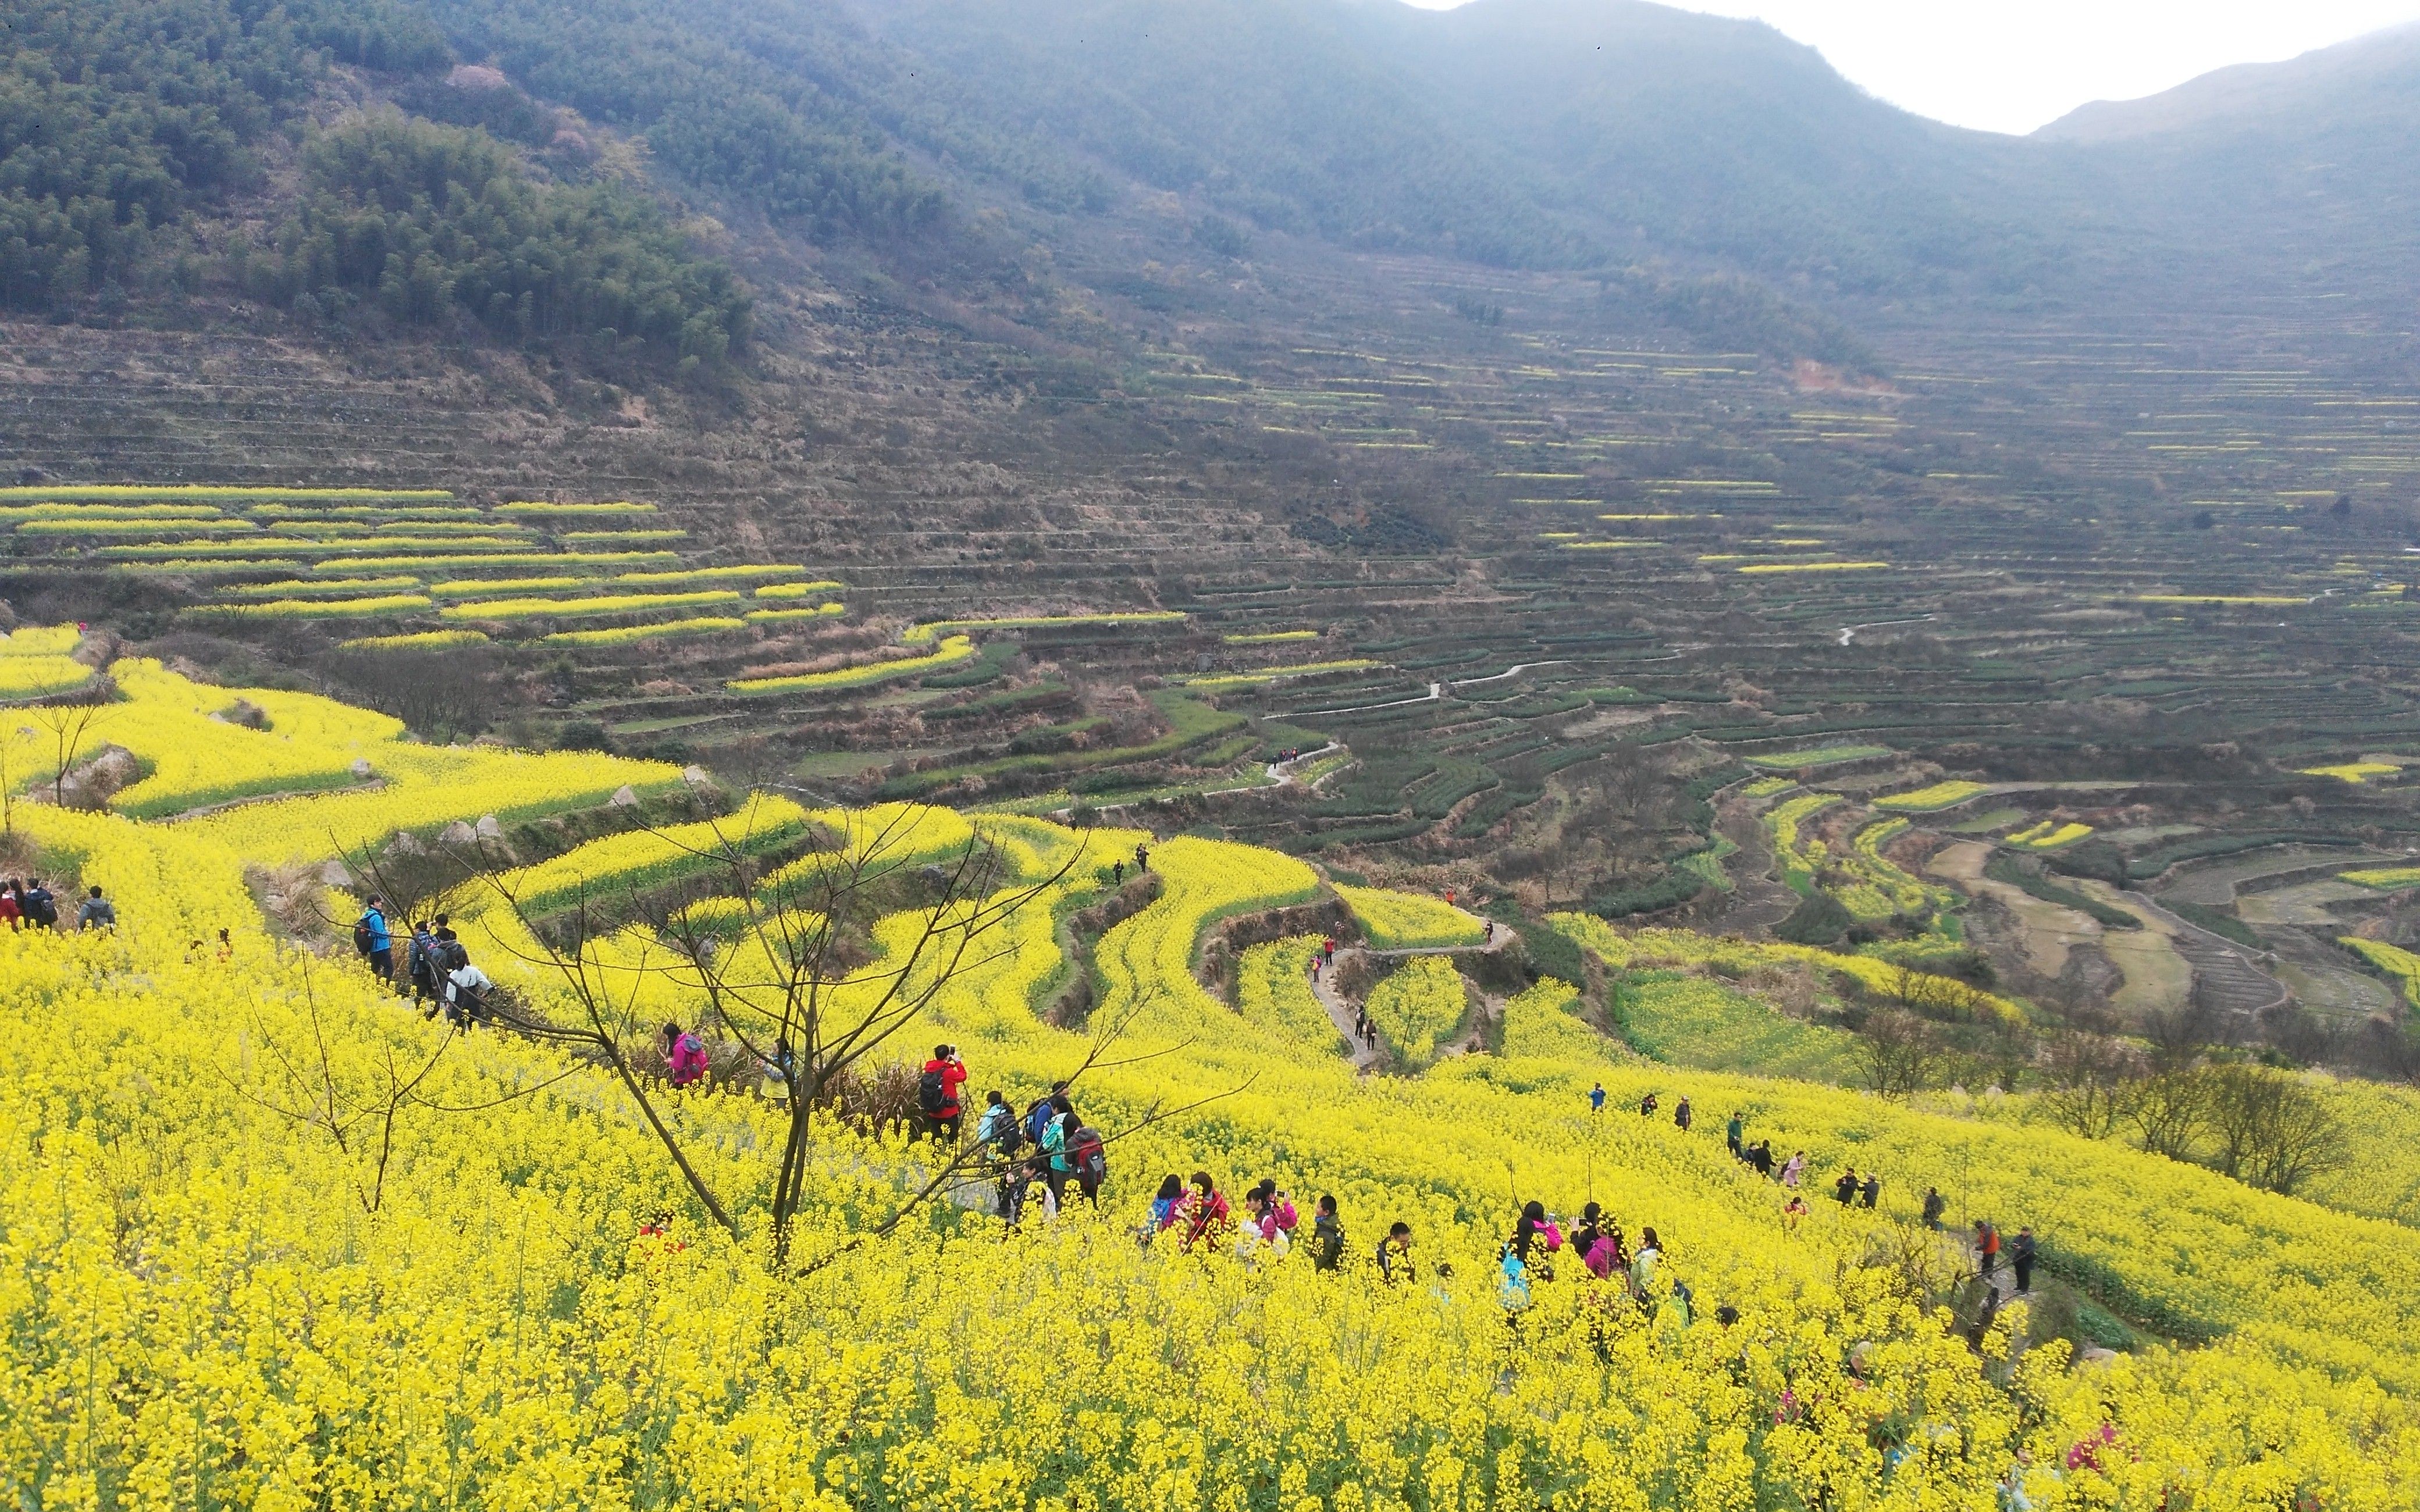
[1398,1,2420,135]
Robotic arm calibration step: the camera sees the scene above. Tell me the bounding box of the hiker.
[1024,1080,1069,1146]
[1639,1090,1659,1118]
[998,1158,1039,1226]
[407,919,438,1001]
[760,1038,795,1101]
[1065,1115,1107,1207]
[1237,1190,1289,1261]
[1834,1168,1859,1206]
[1483,919,1495,943]
[1134,842,1150,872]
[1498,1244,1533,1314]
[1312,1195,1345,1271]
[1111,859,1126,885]
[1376,1221,1417,1283]
[1144,1174,1186,1242]
[23,878,57,929]
[1674,1096,1693,1132]
[1181,1171,1231,1251]
[975,1090,1021,1153]
[1859,1172,1880,1210]
[1631,1227,1664,1298]
[1922,1186,1946,1231]
[1571,1200,1602,1260]
[1039,1093,1077,1204]
[74,884,116,932]
[2010,1226,2038,1294]
[1976,1218,2002,1276]
[1750,1140,1775,1178]
[354,894,392,980]
[1254,1179,1299,1238]
[1725,1111,1745,1158]
[1780,1150,1805,1188]
[918,1044,967,1142]
[1589,1081,1606,1114]
[444,955,494,1025]
[422,922,468,1018]
[661,1022,709,1087]
[1511,1200,1562,1265]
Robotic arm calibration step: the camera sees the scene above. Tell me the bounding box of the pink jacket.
[667,1032,709,1086]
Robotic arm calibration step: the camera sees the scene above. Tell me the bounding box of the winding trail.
[1305,923,1523,1076]
[1836,614,1937,647]
[1301,660,1572,717]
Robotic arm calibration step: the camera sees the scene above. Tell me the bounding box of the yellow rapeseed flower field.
[3,654,2420,1505]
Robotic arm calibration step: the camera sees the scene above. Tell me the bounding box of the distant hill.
[2037,23,2420,142]
[2031,23,2420,294]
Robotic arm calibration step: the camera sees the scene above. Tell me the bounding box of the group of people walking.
[1497,1197,1690,1322]
[355,896,492,1025]
[1,876,112,930]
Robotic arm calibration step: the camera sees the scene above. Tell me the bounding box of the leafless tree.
[2203,1063,2348,1196]
[466,802,1231,1271]
[2125,1067,2211,1161]
[1859,1008,1946,1097]
[28,698,109,808]
[2037,1030,2144,1140]
[221,964,462,1215]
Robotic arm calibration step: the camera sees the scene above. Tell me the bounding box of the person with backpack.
[1024,1081,1068,1147]
[975,1090,1022,1154]
[1311,1195,1344,1271]
[661,1022,709,1088]
[917,1044,967,1142]
[354,894,392,982]
[422,925,468,1018]
[1066,1118,1107,1207]
[1750,1140,1776,1178]
[406,919,438,1003]
[1038,1093,1076,1204]
[74,885,116,932]
[23,878,57,929]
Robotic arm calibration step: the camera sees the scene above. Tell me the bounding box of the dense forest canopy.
[0,0,446,307]
[247,114,752,365]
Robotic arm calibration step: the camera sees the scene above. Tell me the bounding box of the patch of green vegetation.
[1614,969,1859,1083]
[1983,854,2141,929]
[1773,890,1850,945]
[2163,900,2265,950]
[874,689,1243,799]
[248,115,750,366]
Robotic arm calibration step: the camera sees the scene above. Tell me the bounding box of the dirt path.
[1308,925,1522,1076]
[1695,794,1798,934]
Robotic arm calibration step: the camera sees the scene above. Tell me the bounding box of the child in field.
[660,1022,709,1086]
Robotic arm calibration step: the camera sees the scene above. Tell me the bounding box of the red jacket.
[924,1058,967,1117]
